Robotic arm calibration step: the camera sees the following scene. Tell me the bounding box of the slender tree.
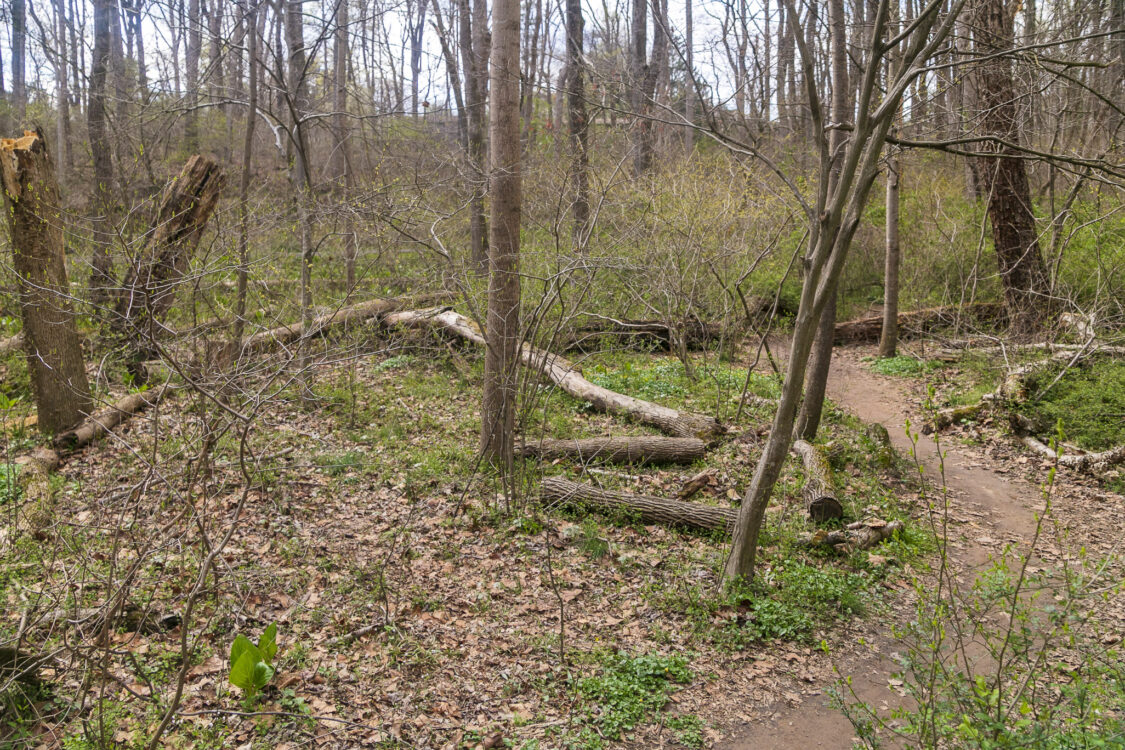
[88,0,117,307]
[565,0,590,241]
[481,0,522,467]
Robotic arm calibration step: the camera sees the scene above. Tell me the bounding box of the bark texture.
[384,308,723,439]
[517,436,706,464]
[0,131,93,433]
[54,385,170,450]
[791,439,844,521]
[116,155,225,343]
[541,476,736,533]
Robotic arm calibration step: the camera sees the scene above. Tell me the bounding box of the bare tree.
[481,0,522,467]
[89,0,117,308]
[565,0,590,241]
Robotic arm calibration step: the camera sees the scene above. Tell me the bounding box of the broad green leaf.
[252,661,275,691]
[229,649,260,693]
[258,623,278,664]
[230,633,257,668]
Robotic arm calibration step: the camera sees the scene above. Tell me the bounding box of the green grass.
[1018,359,1125,451]
[867,355,942,377]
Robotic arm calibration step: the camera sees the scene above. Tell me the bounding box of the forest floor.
[3,333,1124,749]
[726,344,1125,749]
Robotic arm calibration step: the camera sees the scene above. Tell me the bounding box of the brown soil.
[723,346,1047,749]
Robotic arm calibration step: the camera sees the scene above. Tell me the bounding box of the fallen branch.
[1018,435,1125,474]
[798,520,904,553]
[517,436,706,465]
[540,476,735,533]
[791,440,844,521]
[54,385,171,451]
[834,303,1005,344]
[384,308,723,439]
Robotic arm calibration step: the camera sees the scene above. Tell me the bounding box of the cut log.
[540,476,736,533]
[0,130,94,433]
[116,155,226,338]
[562,318,723,352]
[791,440,844,521]
[384,308,724,439]
[798,519,904,553]
[517,436,706,464]
[241,293,450,356]
[0,332,23,355]
[54,385,170,450]
[834,303,1005,344]
[924,402,988,433]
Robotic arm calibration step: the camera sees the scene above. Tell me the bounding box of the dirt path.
[723,346,1043,749]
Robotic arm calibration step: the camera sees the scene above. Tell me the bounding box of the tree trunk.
[385,309,723,439]
[517,436,706,464]
[565,0,590,243]
[791,439,843,520]
[629,0,649,172]
[480,0,522,467]
[684,0,694,150]
[973,0,1049,332]
[333,0,356,290]
[879,149,901,357]
[185,0,201,150]
[54,0,71,183]
[11,0,26,122]
[0,131,93,433]
[541,477,736,533]
[235,0,260,344]
[460,0,489,272]
[115,156,225,351]
[89,0,117,307]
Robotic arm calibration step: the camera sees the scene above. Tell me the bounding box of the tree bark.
[879,148,901,357]
[565,0,590,243]
[541,476,736,533]
[385,308,723,439]
[234,0,261,344]
[791,439,843,520]
[972,0,1050,332]
[11,0,26,122]
[185,0,201,150]
[517,436,706,464]
[460,0,489,272]
[481,0,522,467]
[54,385,169,450]
[0,131,93,433]
[115,155,225,348]
[88,0,117,307]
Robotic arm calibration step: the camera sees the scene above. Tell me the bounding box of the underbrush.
[1017,359,1125,451]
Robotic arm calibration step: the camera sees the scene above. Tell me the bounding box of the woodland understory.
[1,0,1125,745]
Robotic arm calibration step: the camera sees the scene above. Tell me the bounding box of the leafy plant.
[868,355,939,377]
[228,623,279,703]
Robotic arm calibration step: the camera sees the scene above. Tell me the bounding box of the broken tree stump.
[116,155,226,342]
[517,436,706,464]
[384,308,723,440]
[0,130,93,433]
[791,440,844,521]
[540,476,736,533]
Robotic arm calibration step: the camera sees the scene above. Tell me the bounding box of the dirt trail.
[724,347,1043,749]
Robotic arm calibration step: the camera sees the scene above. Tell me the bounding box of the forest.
[0,0,1123,746]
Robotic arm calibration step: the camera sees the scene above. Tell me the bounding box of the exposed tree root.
[516,436,706,464]
[384,308,724,439]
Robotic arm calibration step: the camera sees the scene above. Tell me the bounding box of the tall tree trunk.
[88,0,117,307]
[334,0,357,290]
[879,150,901,357]
[796,0,850,441]
[684,0,694,149]
[206,0,227,161]
[461,0,489,272]
[0,131,93,433]
[11,0,26,123]
[480,0,521,468]
[973,0,1049,331]
[629,0,649,172]
[409,0,427,115]
[54,0,71,183]
[565,0,589,242]
[235,0,260,344]
[185,0,202,150]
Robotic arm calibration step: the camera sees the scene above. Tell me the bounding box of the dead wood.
[384,308,724,439]
[834,303,1005,344]
[0,332,22,355]
[798,519,904,553]
[562,318,723,352]
[791,440,844,521]
[925,402,988,433]
[54,385,171,451]
[679,468,717,499]
[516,436,706,464]
[540,476,736,533]
[1018,435,1125,474]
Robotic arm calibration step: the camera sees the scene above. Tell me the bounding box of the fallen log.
[241,294,448,356]
[679,468,718,499]
[540,476,736,533]
[925,402,988,433]
[797,519,904,553]
[562,318,723,352]
[517,436,706,464]
[384,308,723,439]
[0,332,23,355]
[1018,435,1125,474]
[791,440,844,521]
[54,385,171,451]
[834,303,1005,344]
